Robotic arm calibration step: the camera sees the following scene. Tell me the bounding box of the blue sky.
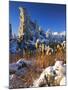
[9,1,66,35]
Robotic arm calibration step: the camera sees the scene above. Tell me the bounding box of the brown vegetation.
[9,46,66,88]
[10,46,66,68]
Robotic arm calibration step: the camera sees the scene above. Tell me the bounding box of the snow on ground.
[9,58,66,88]
[32,60,66,87]
[9,58,34,75]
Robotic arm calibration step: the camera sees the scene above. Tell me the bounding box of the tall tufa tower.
[18,7,27,40]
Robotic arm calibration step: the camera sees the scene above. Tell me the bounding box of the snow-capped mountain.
[52,31,66,36]
[45,30,66,44]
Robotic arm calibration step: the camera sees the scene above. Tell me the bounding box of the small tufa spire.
[9,23,13,40]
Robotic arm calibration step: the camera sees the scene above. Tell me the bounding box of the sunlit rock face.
[18,7,26,39]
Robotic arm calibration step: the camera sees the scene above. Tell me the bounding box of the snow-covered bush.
[33,60,66,87]
[53,61,66,76]
[33,66,55,87]
[53,61,66,85]
[9,59,32,76]
[60,76,66,86]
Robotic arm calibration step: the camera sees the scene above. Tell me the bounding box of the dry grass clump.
[10,47,66,67]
